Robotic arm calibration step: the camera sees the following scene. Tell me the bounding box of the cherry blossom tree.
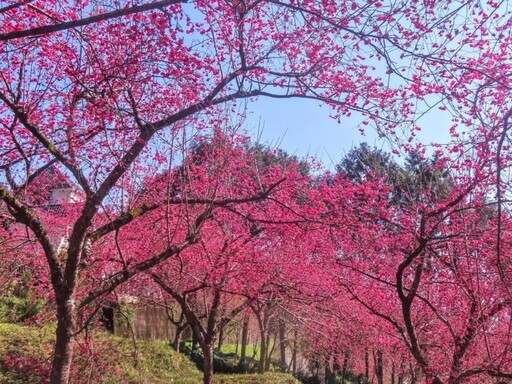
[326,157,512,383]
[263,146,511,383]
[134,134,326,384]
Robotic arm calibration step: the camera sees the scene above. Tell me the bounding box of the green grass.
[0,324,299,384]
[215,372,298,384]
[217,343,260,359]
[185,341,269,361]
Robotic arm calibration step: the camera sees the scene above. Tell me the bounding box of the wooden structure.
[104,301,191,341]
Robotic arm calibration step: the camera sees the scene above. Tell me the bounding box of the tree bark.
[203,342,215,384]
[341,352,349,384]
[279,320,286,367]
[174,325,186,352]
[217,325,224,351]
[258,328,267,373]
[253,306,268,373]
[410,366,417,384]
[241,319,249,361]
[264,330,273,371]
[291,330,297,374]
[192,330,200,351]
[364,348,369,380]
[375,350,383,384]
[326,361,336,384]
[50,296,76,384]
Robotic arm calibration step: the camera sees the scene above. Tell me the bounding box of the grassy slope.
[0,323,298,384]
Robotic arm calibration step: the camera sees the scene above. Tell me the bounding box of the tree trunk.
[258,328,267,373]
[203,342,215,384]
[241,319,249,361]
[411,369,417,384]
[391,363,395,384]
[326,362,336,384]
[50,297,76,384]
[341,352,349,384]
[235,328,239,355]
[174,325,185,352]
[364,348,369,380]
[291,330,297,374]
[375,350,383,384]
[192,330,199,351]
[217,325,224,351]
[253,307,268,373]
[279,320,286,367]
[264,331,273,371]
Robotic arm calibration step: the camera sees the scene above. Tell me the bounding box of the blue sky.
[245,98,377,169]
[181,2,460,170]
[244,97,454,170]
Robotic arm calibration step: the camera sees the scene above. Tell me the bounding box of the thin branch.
[0,0,187,41]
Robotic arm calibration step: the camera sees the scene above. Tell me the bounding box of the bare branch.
[0,0,187,41]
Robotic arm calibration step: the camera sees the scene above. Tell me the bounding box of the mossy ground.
[0,323,298,384]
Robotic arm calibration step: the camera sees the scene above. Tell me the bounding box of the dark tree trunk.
[326,364,336,384]
[165,305,188,353]
[341,352,349,384]
[391,363,395,384]
[192,330,199,351]
[240,319,249,361]
[253,307,268,373]
[217,324,225,351]
[364,348,369,380]
[258,327,267,373]
[264,331,273,371]
[279,320,286,367]
[235,328,239,355]
[50,296,76,384]
[291,330,297,374]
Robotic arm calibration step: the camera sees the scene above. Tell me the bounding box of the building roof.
[27,165,80,206]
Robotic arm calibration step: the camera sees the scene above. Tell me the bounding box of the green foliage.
[0,295,44,324]
[337,143,398,184]
[338,143,452,207]
[248,143,310,176]
[0,271,45,324]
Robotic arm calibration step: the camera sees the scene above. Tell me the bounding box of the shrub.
[0,270,46,324]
